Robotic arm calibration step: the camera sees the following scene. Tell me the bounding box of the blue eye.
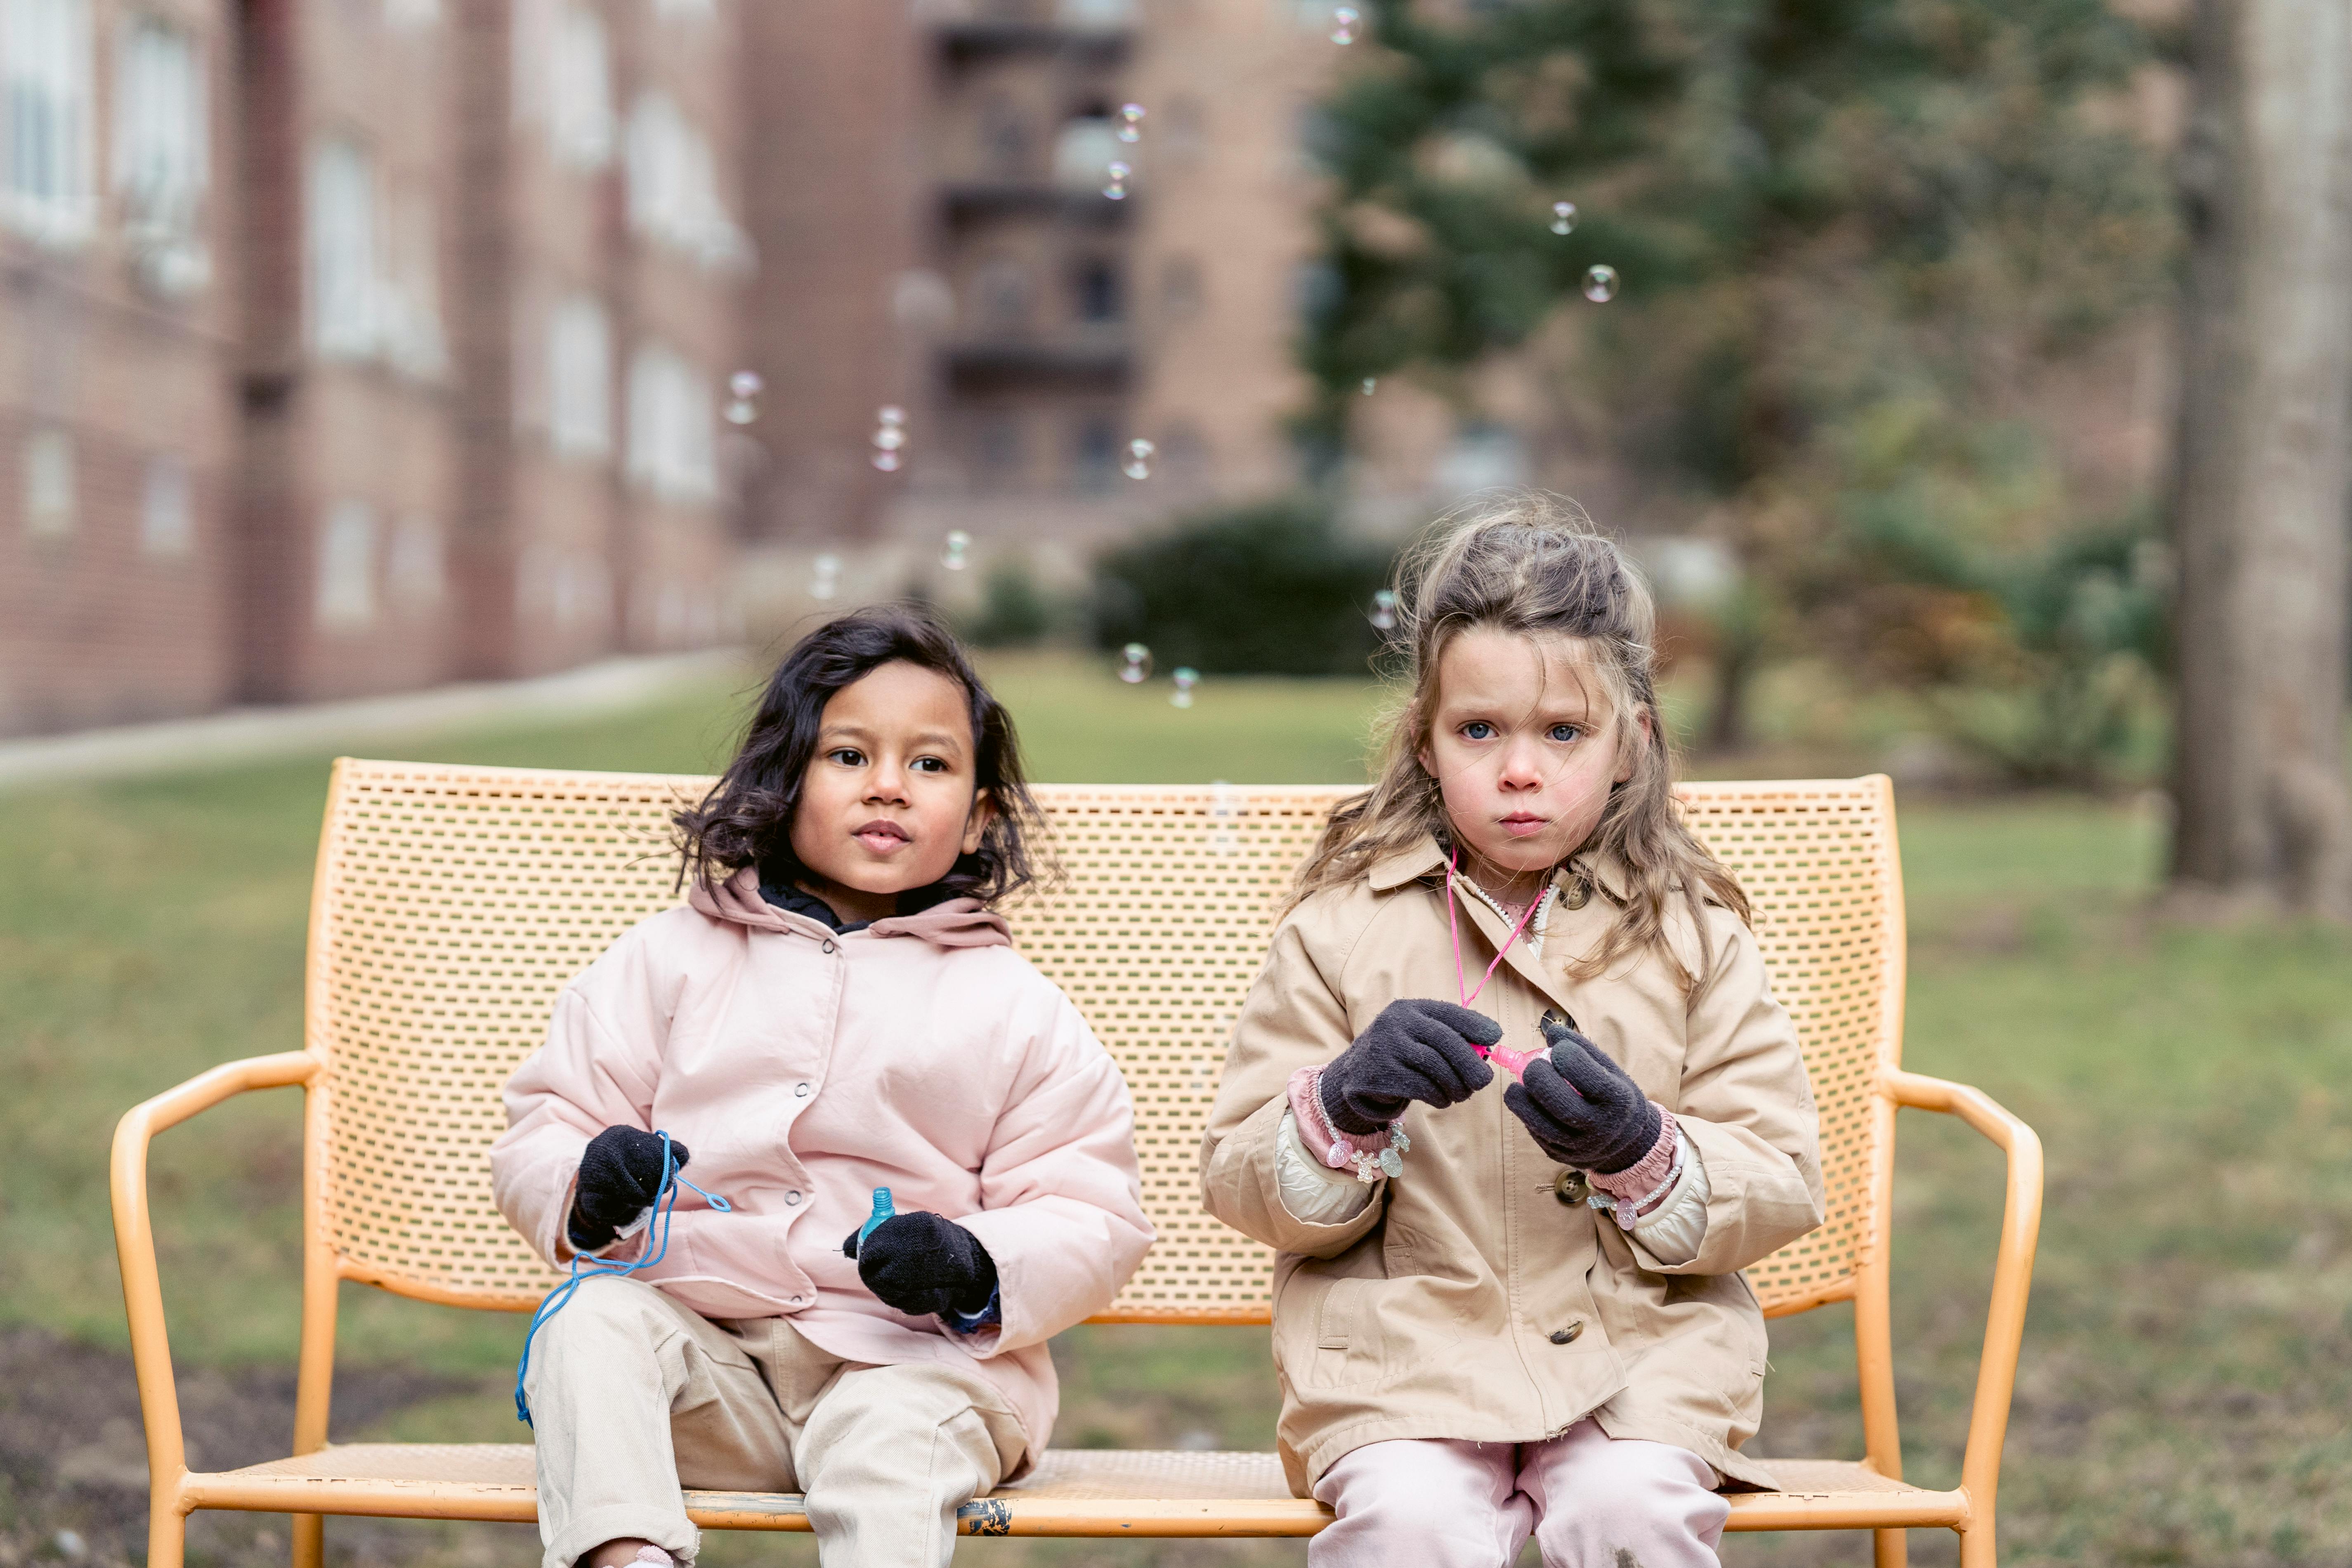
[1462,722,1495,741]
[1549,724,1582,743]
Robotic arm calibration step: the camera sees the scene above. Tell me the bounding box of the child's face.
[787,660,992,915]
[1416,628,1647,882]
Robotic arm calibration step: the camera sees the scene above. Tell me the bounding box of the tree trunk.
[2168,0,2352,916]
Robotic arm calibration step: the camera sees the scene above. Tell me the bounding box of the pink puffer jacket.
[490,867,1154,1459]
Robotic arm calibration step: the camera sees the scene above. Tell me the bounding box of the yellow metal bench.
[113,762,2041,1567]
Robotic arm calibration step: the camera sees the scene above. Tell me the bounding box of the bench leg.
[1956,1521,1996,1568]
[292,1513,323,1568]
[1874,1527,1907,1568]
[146,1502,184,1568]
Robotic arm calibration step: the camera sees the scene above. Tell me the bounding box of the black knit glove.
[567,1126,690,1253]
[1318,998,1501,1135]
[1503,1016,1662,1174]
[842,1211,999,1318]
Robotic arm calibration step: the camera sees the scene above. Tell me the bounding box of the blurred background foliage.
[1036,0,2180,789]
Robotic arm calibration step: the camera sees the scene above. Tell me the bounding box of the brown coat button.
[1549,1322,1585,1345]
[1554,1170,1589,1206]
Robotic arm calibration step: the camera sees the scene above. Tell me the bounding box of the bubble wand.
[1444,844,1548,1080]
[512,1132,730,1426]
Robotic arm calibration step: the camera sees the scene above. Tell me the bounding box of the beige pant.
[522,1275,1026,1568]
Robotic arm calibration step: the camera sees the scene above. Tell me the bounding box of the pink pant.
[1309,1420,1729,1568]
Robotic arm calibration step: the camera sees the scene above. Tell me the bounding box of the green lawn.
[3,654,2347,1566]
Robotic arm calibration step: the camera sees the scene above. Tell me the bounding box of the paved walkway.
[0,650,745,791]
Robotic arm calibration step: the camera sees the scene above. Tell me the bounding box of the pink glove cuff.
[1586,1109,1679,1214]
[1288,1065,1407,1182]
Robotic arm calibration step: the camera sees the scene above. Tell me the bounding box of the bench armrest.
[1881,1068,2045,1521]
[111,1053,320,1497]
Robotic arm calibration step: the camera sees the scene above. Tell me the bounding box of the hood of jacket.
[687,865,1013,949]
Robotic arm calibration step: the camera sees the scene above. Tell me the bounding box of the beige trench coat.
[1201,837,1824,1495]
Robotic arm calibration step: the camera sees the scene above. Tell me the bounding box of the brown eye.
[829,748,865,767]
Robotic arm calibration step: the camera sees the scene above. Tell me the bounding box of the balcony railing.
[940,329,1133,390]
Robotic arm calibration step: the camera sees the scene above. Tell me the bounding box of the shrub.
[966,556,1057,648]
[1091,498,1393,675]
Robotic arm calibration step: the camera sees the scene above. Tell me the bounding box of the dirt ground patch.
[0,1329,531,1568]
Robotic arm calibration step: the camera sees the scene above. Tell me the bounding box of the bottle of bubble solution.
[860,1187,895,1244]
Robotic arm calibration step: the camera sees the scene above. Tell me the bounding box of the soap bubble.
[1582,264,1619,302]
[1103,161,1131,200]
[1369,588,1398,631]
[1330,5,1358,43]
[1171,668,1200,709]
[1119,643,1153,683]
[1361,377,1377,395]
[810,553,841,601]
[1122,437,1155,479]
[1549,201,1577,236]
[725,369,763,425]
[1117,103,1146,143]
[940,529,971,571]
[871,406,909,471]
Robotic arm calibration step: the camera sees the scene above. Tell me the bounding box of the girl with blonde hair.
[1202,495,1823,1567]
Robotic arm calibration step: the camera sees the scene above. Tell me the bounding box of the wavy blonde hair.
[1292,493,1749,990]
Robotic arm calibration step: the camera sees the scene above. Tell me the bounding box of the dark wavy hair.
[673,605,1044,904]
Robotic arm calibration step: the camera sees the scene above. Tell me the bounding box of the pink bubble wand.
[1444,845,1549,1082]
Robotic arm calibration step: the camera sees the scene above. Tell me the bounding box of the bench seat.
[186,1443,1967,1537]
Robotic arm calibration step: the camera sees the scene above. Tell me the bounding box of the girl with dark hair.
[491,606,1152,1568]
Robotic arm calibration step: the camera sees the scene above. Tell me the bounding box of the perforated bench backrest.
[308,761,1901,1321]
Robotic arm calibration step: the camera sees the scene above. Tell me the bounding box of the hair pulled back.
[673,605,1044,904]
[1293,492,1749,989]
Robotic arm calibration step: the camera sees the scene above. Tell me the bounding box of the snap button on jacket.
[1200,838,1824,1495]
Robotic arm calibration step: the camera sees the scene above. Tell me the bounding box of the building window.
[625,92,747,269]
[2,0,92,245]
[386,514,444,610]
[21,429,73,538]
[1071,255,1121,323]
[139,453,193,557]
[626,342,716,502]
[976,413,1023,490]
[1160,255,1202,320]
[316,501,378,629]
[972,257,1030,327]
[1164,94,1205,162]
[978,95,1029,179]
[1052,114,1119,193]
[307,138,376,359]
[1072,414,1118,492]
[548,293,612,458]
[548,3,613,170]
[113,19,208,295]
[307,139,443,375]
[1057,0,1136,26]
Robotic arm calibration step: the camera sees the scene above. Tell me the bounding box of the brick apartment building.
[0,0,1389,737]
[738,0,1349,575]
[0,0,750,735]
